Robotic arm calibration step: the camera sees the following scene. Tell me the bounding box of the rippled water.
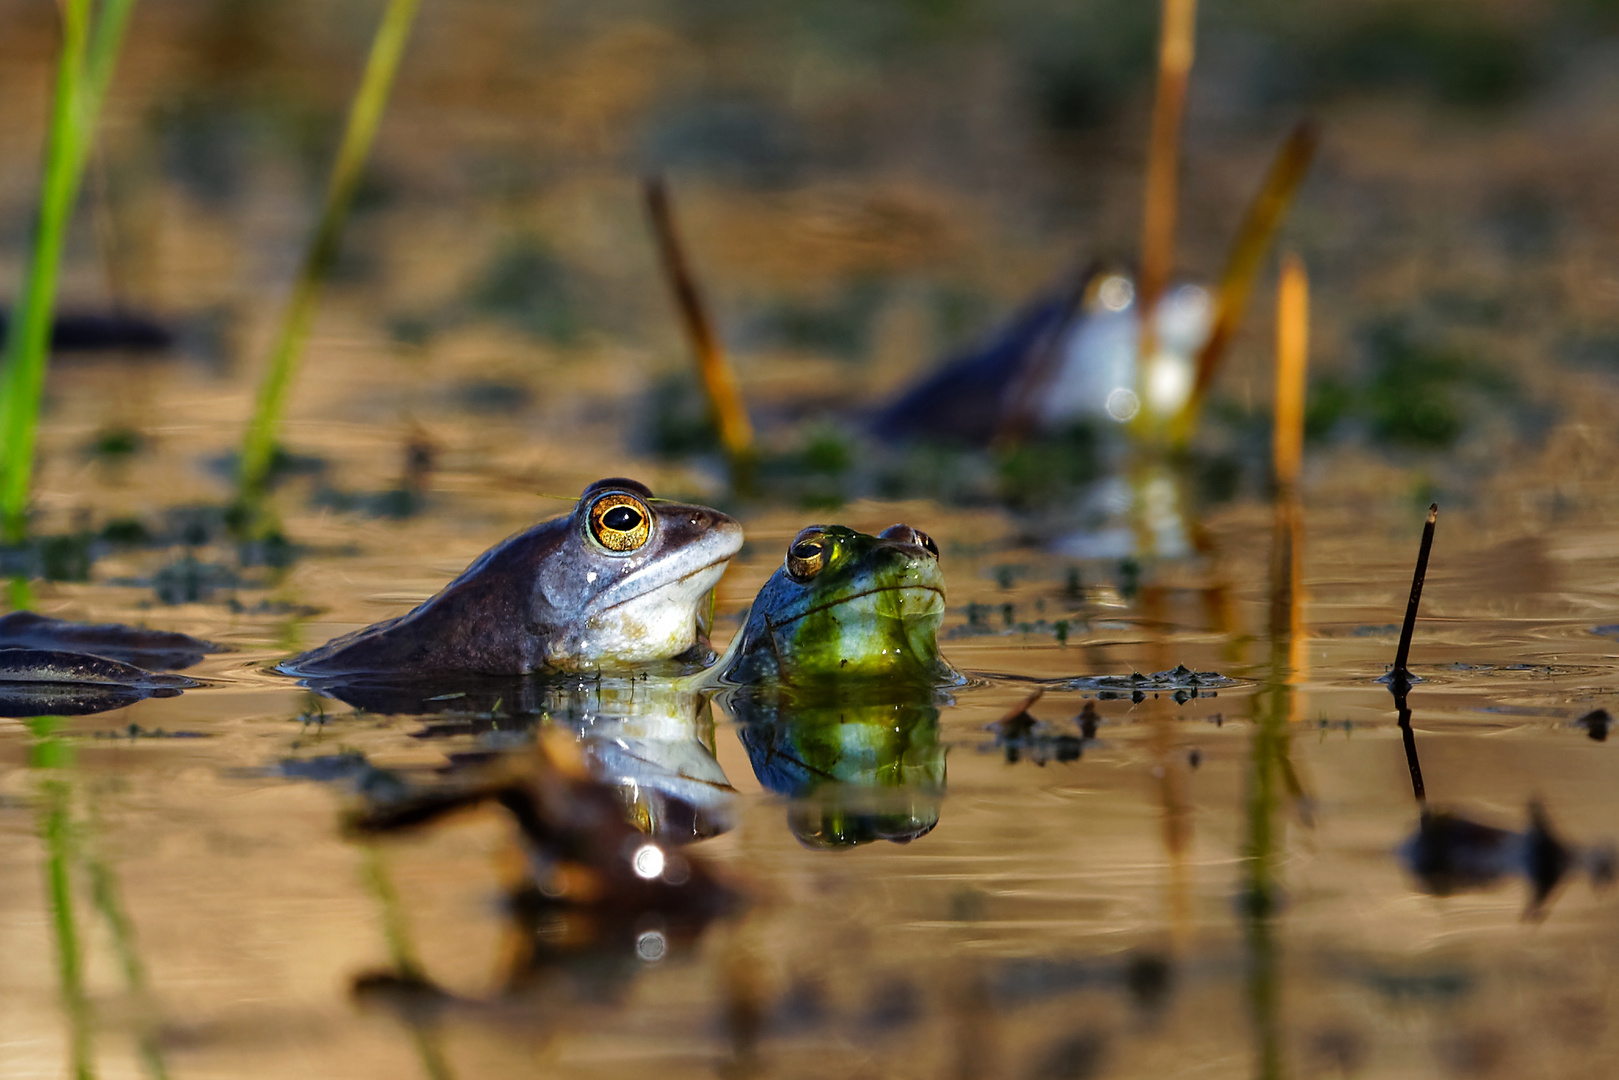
[5,351,1619,1080]
[6,1,1619,1071]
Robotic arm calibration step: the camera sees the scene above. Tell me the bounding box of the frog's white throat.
[548,557,731,669]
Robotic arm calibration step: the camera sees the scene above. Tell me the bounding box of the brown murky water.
[7,1,1619,1076]
[5,366,1619,1079]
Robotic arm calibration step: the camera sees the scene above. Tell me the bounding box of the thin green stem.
[0,0,91,542]
[359,844,456,1080]
[360,843,423,976]
[9,575,35,612]
[29,717,97,1080]
[0,0,137,543]
[235,0,424,516]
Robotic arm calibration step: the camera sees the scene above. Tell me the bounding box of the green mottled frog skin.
[730,689,944,849]
[281,478,742,677]
[716,523,956,687]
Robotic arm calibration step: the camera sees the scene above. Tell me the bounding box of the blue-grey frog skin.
[280,478,743,677]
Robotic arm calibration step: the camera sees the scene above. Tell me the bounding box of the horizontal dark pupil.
[790,542,822,560]
[603,506,643,531]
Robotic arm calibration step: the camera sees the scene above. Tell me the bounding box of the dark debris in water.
[349,732,737,927]
[265,752,412,803]
[1574,708,1612,741]
[1397,803,1615,919]
[988,950,1173,1016]
[1060,665,1238,697]
[0,611,219,670]
[984,691,1096,765]
[92,723,212,739]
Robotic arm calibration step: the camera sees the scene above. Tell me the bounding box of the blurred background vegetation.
[1,0,1617,524]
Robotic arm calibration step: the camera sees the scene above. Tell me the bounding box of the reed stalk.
[234,0,423,521]
[1272,253,1308,493]
[1169,123,1317,448]
[644,177,754,465]
[1137,0,1197,320]
[0,0,137,543]
[1247,269,1315,1076]
[1127,0,1197,446]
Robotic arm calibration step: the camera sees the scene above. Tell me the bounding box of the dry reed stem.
[1272,253,1308,492]
[1138,0,1198,317]
[1169,122,1317,448]
[644,177,754,460]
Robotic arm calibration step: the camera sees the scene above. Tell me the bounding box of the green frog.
[282,478,742,676]
[714,523,956,687]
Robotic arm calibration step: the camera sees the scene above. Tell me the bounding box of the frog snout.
[688,508,745,554]
[878,524,939,560]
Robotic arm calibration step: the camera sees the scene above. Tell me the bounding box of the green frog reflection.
[727,689,945,849]
[714,523,958,687]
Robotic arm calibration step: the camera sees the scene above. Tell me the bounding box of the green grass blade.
[83,0,140,112]
[235,0,424,514]
[0,0,93,543]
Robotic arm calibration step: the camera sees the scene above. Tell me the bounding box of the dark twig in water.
[1393,504,1438,686]
[1397,700,1426,805]
[1390,504,1437,804]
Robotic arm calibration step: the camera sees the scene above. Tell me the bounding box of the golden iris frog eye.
[589,493,652,552]
[786,529,829,582]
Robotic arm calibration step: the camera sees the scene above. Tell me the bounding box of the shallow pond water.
[6,2,1619,1075]
[4,355,1619,1080]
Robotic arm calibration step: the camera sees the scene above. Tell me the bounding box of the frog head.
[719,523,953,687]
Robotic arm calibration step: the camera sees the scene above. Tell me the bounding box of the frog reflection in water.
[715,523,957,687]
[282,478,742,677]
[730,691,945,849]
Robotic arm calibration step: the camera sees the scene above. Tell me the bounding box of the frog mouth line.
[593,554,736,614]
[769,583,945,628]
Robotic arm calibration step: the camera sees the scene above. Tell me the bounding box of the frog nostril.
[879,523,937,558]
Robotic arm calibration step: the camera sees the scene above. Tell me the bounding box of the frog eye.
[786,529,829,582]
[588,493,652,552]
